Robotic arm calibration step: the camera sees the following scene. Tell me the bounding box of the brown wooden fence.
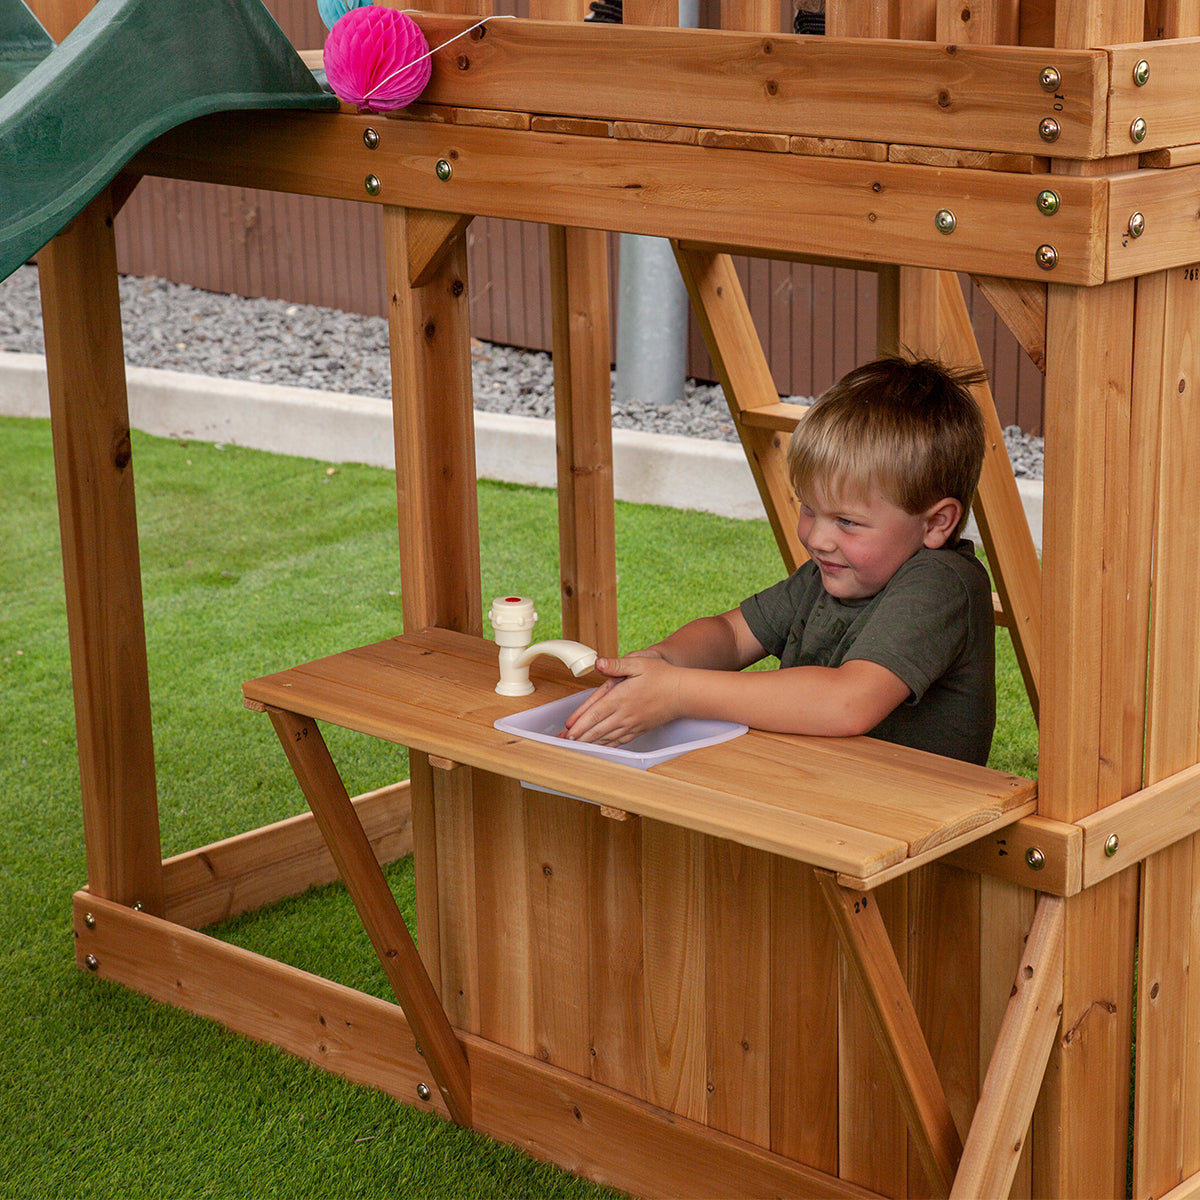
[110,0,1045,431]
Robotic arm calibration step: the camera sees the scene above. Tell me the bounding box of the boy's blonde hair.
[787,356,988,538]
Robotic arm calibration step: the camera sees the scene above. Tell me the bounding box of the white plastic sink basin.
[494,687,747,770]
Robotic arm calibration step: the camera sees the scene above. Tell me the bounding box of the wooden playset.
[12,0,1200,1195]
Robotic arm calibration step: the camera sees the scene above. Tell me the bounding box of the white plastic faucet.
[489,595,598,696]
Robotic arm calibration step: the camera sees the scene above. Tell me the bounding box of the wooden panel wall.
[108,0,1045,429]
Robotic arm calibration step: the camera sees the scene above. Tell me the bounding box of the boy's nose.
[806,517,838,552]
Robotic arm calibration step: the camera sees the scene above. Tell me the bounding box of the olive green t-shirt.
[739,539,996,765]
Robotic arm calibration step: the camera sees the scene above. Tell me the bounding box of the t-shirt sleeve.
[842,555,975,703]
[740,566,818,660]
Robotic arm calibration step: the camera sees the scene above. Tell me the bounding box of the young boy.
[564,355,996,766]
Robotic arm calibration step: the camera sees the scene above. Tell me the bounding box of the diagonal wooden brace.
[815,869,963,1198]
[951,893,1064,1199]
[267,706,472,1127]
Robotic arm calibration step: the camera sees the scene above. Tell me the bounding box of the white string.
[363,13,516,102]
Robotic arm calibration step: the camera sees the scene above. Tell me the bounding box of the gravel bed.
[0,265,1043,478]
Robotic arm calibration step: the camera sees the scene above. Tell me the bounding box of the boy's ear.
[922,498,963,548]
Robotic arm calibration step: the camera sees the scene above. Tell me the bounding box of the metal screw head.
[1039,66,1061,91]
[1036,189,1060,216]
[364,174,381,196]
[1105,833,1120,857]
[1039,117,1061,143]
[84,953,100,971]
[83,911,96,929]
[1131,117,1147,143]
[1035,244,1058,270]
[934,209,957,234]
[416,1082,432,1101]
[1025,846,1046,870]
[1133,59,1150,86]
[1128,212,1145,238]
[435,158,453,181]
[363,127,380,150]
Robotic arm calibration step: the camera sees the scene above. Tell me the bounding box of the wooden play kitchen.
[25,0,1200,1196]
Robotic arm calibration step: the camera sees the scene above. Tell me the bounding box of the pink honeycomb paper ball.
[323,6,433,113]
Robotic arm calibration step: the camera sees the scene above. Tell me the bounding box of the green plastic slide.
[0,0,338,284]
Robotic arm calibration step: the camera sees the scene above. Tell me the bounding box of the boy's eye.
[837,516,858,528]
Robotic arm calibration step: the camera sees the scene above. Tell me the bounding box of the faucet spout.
[516,639,598,678]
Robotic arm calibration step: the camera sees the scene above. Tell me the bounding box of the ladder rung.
[736,402,810,431]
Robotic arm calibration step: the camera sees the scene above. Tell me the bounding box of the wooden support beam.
[405,209,475,288]
[162,781,412,929]
[969,276,1047,374]
[547,225,619,655]
[137,113,1113,285]
[267,707,472,1127]
[385,206,481,635]
[944,814,1082,897]
[38,189,165,916]
[951,894,1065,1199]
[816,871,963,1198]
[672,245,804,570]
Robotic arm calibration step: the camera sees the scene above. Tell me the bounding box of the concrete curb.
[0,350,1042,547]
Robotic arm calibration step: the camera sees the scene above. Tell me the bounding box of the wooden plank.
[547,224,619,655]
[75,893,879,1199]
[162,782,412,929]
[526,788,592,1075]
[396,15,1109,158]
[951,895,1065,1200]
[408,752,442,999]
[791,135,889,161]
[887,145,1048,173]
[136,113,1112,285]
[642,821,708,1123]
[1141,143,1200,167]
[429,757,479,1033]
[1107,164,1200,281]
[1034,274,1142,1200]
[1132,260,1200,1199]
[38,189,165,916]
[267,708,472,1126]
[943,814,1082,897]
[1106,39,1200,156]
[471,772,534,1055]
[736,400,811,430]
[936,0,1019,44]
[976,877,1036,1198]
[819,872,962,1198]
[769,855,839,1171]
[584,805,646,1097]
[385,206,481,635]
[613,119,699,144]
[697,128,790,153]
[703,839,771,1147]
[672,245,804,569]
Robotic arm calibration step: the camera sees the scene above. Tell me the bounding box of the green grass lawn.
[0,415,1037,1198]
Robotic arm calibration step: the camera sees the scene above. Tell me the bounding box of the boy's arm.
[565,610,911,745]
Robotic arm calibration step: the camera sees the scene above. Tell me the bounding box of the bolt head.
[1131,117,1147,143]
[363,127,380,150]
[1025,847,1046,870]
[1035,244,1058,271]
[1128,212,1145,238]
[1039,66,1061,91]
[1036,189,1060,216]
[1105,833,1120,857]
[1133,59,1150,87]
[1039,117,1061,143]
[934,209,957,234]
[435,158,453,181]
[416,1082,432,1101]
[364,174,381,197]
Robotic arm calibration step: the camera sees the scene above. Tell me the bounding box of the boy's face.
[796,483,952,601]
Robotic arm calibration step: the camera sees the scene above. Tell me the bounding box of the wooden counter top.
[243,628,1036,887]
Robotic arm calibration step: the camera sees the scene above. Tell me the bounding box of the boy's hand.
[562,651,680,746]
